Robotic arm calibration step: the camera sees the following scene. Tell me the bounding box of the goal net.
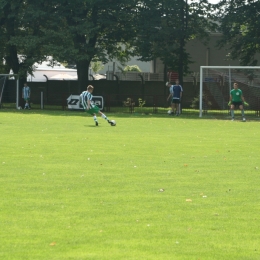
[199,66,260,117]
[0,75,7,108]
[0,74,19,109]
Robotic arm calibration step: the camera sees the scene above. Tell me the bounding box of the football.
[167,110,172,114]
[110,120,116,126]
[18,106,22,110]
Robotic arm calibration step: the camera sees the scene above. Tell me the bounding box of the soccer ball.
[167,110,172,114]
[18,106,22,110]
[165,82,169,86]
[110,120,116,126]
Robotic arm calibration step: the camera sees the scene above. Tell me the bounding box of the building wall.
[155,33,260,74]
[187,33,238,72]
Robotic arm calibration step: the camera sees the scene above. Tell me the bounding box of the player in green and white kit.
[80,85,113,126]
[229,83,248,121]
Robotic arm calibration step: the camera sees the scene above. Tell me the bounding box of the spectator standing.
[167,79,183,115]
[22,83,31,109]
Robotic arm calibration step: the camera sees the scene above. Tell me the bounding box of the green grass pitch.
[1,109,260,260]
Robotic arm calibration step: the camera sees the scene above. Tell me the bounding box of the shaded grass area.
[2,102,260,119]
[1,110,260,259]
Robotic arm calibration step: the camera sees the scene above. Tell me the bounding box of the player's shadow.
[84,125,103,127]
[85,125,96,127]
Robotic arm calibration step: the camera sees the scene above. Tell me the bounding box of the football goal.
[0,75,7,108]
[199,66,260,117]
[0,74,19,109]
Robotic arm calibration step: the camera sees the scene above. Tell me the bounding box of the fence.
[0,80,196,109]
[1,79,260,117]
[106,71,164,81]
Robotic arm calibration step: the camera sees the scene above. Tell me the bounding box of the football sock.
[231,110,234,118]
[241,110,245,117]
[101,113,109,121]
[93,115,98,122]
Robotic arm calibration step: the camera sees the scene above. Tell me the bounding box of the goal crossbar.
[199,66,260,117]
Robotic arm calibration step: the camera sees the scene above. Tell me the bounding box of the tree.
[1,0,216,90]
[1,0,138,89]
[33,0,138,92]
[0,0,48,80]
[134,0,214,85]
[217,0,260,65]
[0,0,21,75]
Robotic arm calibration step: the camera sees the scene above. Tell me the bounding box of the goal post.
[0,74,19,109]
[199,66,260,117]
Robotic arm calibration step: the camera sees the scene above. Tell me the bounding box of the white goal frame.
[199,66,260,117]
[0,74,19,109]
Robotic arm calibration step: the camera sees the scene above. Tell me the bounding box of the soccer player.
[167,79,183,116]
[166,82,174,114]
[22,83,31,109]
[229,82,248,121]
[80,85,112,126]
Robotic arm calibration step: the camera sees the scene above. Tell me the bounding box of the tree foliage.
[134,0,215,84]
[1,0,138,88]
[0,0,48,79]
[91,61,104,74]
[0,0,215,89]
[37,0,139,90]
[217,0,260,65]
[123,65,142,72]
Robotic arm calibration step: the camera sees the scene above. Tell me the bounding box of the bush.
[123,65,142,72]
